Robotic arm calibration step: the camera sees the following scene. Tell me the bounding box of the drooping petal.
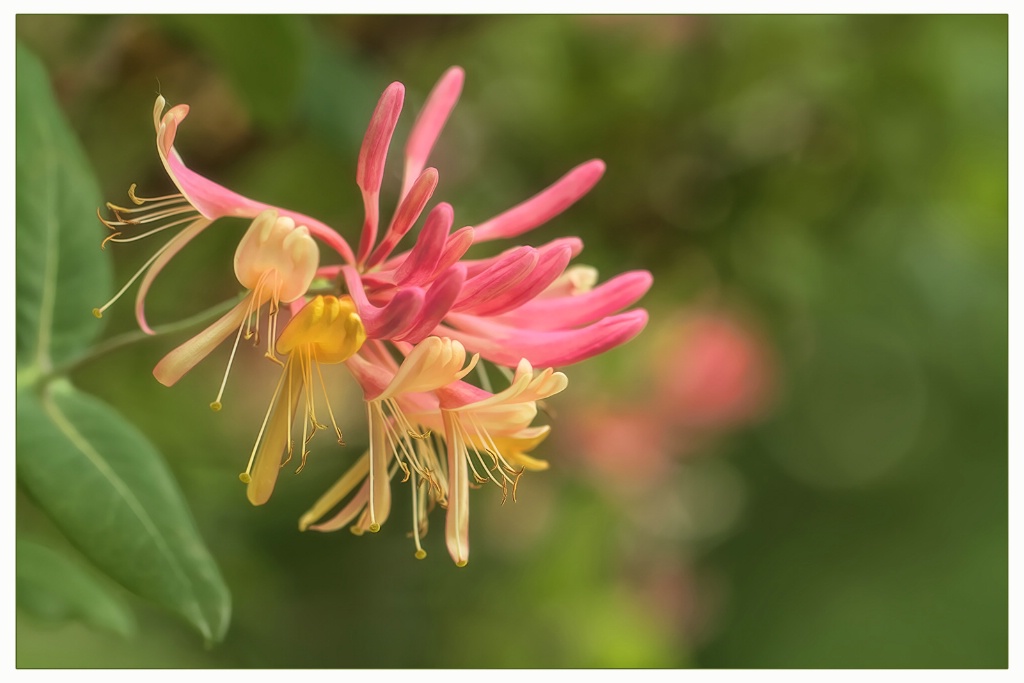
[366,402,392,532]
[153,97,264,220]
[298,452,370,532]
[402,66,464,200]
[304,478,371,533]
[152,97,356,264]
[356,82,405,265]
[134,217,211,335]
[152,291,258,387]
[246,359,306,506]
[471,160,605,243]
[442,410,470,566]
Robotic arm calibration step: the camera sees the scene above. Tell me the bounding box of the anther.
[415,550,427,560]
[92,308,103,319]
[209,401,222,412]
[238,472,252,484]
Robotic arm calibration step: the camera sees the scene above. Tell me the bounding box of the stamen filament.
[101,214,198,244]
[240,357,291,483]
[128,184,186,204]
[93,229,186,318]
[410,469,427,559]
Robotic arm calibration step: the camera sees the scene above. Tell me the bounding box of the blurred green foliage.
[15,15,1006,668]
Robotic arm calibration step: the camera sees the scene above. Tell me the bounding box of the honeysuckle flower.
[298,338,477,546]
[99,66,653,566]
[288,67,650,564]
[95,96,355,333]
[434,359,567,565]
[152,209,320,409]
[242,294,366,505]
[299,342,562,565]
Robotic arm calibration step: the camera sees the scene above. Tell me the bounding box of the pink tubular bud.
[395,202,455,286]
[471,159,606,243]
[394,264,466,343]
[367,167,439,269]
[453,247,538,312]
[441,309,650,368]
[356,82,405,264]
[495,270,654,330]
[402,66,464,200]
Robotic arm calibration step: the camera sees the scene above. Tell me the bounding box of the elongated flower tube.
[95,96,355,333]
[242,295,366,506]
[152,210,319,409]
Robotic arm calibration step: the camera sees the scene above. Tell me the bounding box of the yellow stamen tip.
[238,472,252,484]
[368,523,381,533]
[415,550,427,560]
[456,560,468,568]
[210,401,222,412]
[92,308,103,319]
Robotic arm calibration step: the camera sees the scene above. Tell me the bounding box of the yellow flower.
[241,295,365,505]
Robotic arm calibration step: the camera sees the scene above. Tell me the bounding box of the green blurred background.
[15,15,1007,668]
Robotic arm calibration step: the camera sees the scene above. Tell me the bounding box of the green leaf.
[159,15,309,129]
[17,381,231,643]
[16,44,112,373]
[17,537,136,638]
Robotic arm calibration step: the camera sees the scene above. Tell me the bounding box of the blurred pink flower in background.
[653,309,775,432]
[563,304,776,491]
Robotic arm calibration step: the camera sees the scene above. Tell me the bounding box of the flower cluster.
[97,67,651,565]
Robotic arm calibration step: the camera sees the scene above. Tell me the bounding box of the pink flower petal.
[356,82,405,265]
[393,264,466,343]
[440,309,650,367]
[402,66,464,200]
[152,293,254,386]
[430,226,475,279]
[367,167,438,269]
[133,218,211,335]
[153,97,356,264]
[394,202,454,286]
[493,270,653,330]
[442,410,470,566]
[471,159,605,243]
[452,247,538,312]
[341,266,424,340]
[455,239,576,317]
